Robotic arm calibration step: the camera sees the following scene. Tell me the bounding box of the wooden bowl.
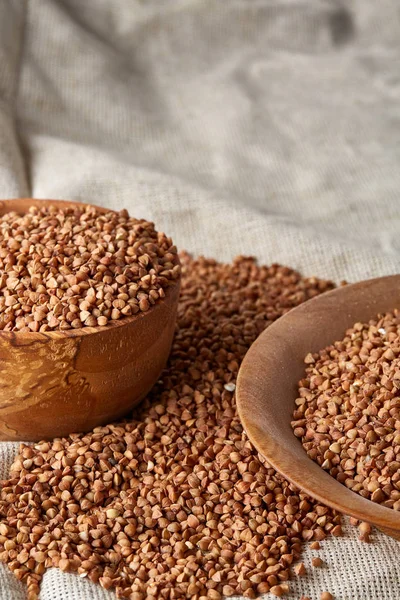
[0,198,180,441]
[236,275,400,540]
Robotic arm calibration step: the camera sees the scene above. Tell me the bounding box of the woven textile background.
[1,0,400,598]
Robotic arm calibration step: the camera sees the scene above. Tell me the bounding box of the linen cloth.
[1,0,400,598]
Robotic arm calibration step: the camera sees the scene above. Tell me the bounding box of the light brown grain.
[0,254,337,599]
[293,310,400,513]
[0,205,178,331]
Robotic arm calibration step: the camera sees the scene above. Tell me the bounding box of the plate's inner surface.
[236,275,400,531]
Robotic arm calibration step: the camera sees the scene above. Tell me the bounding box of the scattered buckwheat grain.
[310,541,321,550]
[294,562,306,576]
[0,254,337,599]
[312,557,323,568]
[292,310,400,510]
[0,205,179,331]
[358,521,372,543]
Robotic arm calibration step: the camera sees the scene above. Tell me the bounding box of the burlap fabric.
[1,1,400,598]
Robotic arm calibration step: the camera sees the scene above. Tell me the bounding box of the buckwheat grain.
[0,205,179,331]
[0,254,337,599]
[293,310,400,511]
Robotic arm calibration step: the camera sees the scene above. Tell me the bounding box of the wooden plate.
[236,275,400,539]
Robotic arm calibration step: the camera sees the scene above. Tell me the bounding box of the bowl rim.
[236,274,400,530]
[0,198,180,339]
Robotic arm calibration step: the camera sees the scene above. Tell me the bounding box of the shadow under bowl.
[236,275,400,541]
[0,198,180,441]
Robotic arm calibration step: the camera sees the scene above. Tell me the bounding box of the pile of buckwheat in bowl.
[292,310,400,514]
[0,248,344,600]
[0,204,179,332]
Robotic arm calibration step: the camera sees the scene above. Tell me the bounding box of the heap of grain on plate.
[292,309,400,517]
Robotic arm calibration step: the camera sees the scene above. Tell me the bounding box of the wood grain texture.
[236,275,400,539]
[0,199,180,441]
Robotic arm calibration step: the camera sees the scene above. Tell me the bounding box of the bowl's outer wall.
[0,199,181,440]
[236,275,400,533]
[0,282,180,441]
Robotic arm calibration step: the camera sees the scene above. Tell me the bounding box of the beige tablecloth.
[1,1,400,598]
